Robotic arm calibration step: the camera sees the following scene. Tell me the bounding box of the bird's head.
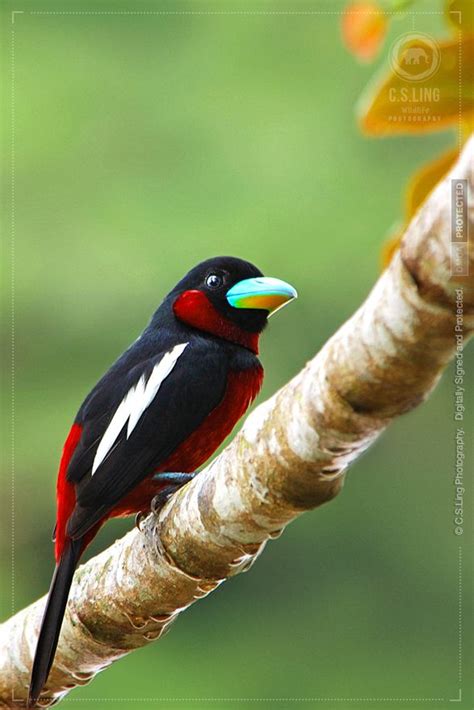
[167,256,297,352]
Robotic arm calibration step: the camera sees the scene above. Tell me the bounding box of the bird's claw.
[151,486,176,515]
[150,472,196,515]
[135,511,147,531]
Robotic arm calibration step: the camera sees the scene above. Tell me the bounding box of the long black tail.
[28,538,82,707]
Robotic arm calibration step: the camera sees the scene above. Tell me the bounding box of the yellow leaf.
[358,35,474,135]
[446,0,474,35]
[341,2,388,63]
[381,229,403,269]
[405,147,458,219]
[381,145,459,269]
[462,117,474,139]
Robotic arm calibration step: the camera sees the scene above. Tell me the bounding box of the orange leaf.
[341,2,388,63]
[405,147,458,220]
[358,35,474,135]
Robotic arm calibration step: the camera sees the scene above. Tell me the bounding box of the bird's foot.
[151,472,196,514]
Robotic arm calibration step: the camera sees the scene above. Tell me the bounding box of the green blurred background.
[1,1,472,708]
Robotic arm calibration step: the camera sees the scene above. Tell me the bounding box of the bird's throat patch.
[173,290,259,353]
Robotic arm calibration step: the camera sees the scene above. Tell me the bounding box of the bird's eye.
[205,273,223,290]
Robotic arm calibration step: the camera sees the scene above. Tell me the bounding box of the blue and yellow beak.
[226,276,297,316]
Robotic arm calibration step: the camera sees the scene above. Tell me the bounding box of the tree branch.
[1,138,473,708]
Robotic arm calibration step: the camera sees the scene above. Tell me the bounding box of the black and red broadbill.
[28,256,297,705]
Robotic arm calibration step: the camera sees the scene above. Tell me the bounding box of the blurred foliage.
[342,0,473,267]
[341,2,388,62]
[359,36,474,136]
[1,1,472,708]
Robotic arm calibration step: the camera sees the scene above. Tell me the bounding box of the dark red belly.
[109,366,263,517]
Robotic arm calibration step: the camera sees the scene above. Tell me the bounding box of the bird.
[28,255,297,706]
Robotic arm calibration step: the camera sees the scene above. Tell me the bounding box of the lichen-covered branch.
[1,138,473,708]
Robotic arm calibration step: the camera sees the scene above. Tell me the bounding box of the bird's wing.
[66,341,229,539]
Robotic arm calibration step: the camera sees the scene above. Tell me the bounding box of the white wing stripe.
[91,342,188,475]
[126,374,147,437]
